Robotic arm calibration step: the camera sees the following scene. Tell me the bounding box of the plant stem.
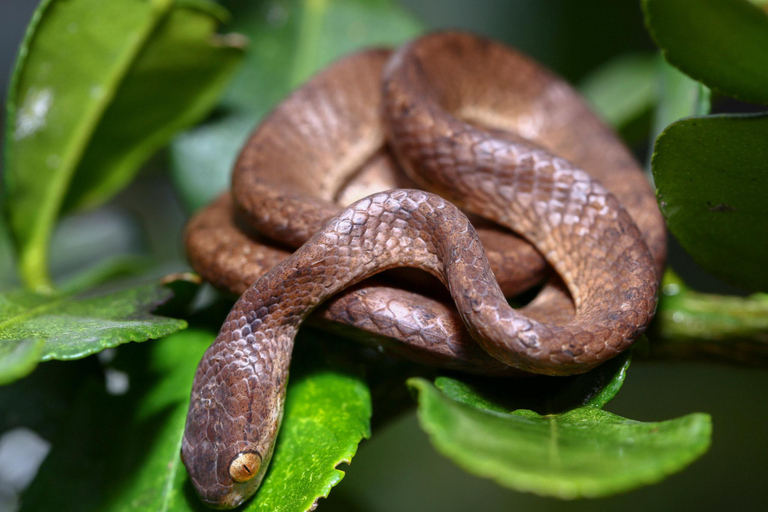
[642,269,768,365]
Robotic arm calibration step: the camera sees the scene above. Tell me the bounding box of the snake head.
[181,337,285,509]
[181,434,265,509]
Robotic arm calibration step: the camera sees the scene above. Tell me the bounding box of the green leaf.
[4,0,244,292]
[55,255,155,296]
[0,281,186,384]
[170,0,424,210]
[246,332,372,512]
[18,330,211,512]
[577,352,631,409]
[21,329,371,512]
[651,58,711,142]
[642,0,768,104]
[653,270,768,363]
[409,377,711,499]
[0,338,43,386]
[0,217,17,289]
[652,113,768,291]
[579,54,656,134]
[433,350,632,415]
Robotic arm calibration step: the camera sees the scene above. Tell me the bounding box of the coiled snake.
[181,32,665,509]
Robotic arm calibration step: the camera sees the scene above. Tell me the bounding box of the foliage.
[4,0,244,291]
[409,375,710,499]
[0,0,766,511]
[170,0,422,210]
[15,329,371,512]
[644,0,768,291]
[0,281,187,384]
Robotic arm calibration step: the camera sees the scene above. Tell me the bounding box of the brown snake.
[181,32,665,508]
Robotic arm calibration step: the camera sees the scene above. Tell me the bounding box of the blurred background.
[1,1,767,511]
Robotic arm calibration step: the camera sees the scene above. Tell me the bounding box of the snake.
[181,32,665,508]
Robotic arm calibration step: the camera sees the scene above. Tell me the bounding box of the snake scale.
[181,32,665,508]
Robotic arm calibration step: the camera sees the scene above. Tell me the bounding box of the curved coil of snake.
[181,32,665,509]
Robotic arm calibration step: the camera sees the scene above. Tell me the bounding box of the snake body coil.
[182,32,664,508]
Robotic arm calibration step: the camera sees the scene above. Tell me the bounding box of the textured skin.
[182,33,664,508]
[186,44,664,372]
[381,34,658,369]
[186,194,538,376]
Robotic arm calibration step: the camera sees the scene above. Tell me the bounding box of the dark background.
[1,1,767,511]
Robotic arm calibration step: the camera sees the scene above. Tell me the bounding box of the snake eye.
[229,451,261,483]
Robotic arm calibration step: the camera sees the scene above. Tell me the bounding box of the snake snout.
[182,384,269,509]
[181,436,265,509]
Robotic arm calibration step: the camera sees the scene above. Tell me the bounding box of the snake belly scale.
[181,32,664,508]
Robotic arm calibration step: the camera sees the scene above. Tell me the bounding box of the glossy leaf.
[4,0,244,292]
[0,282,186,384]
[170,0,424,210]
[246,333,372,512]
[653,113,768,291]
[409,377,711,499]
[642,0,768,104]
[21,329,371,512]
